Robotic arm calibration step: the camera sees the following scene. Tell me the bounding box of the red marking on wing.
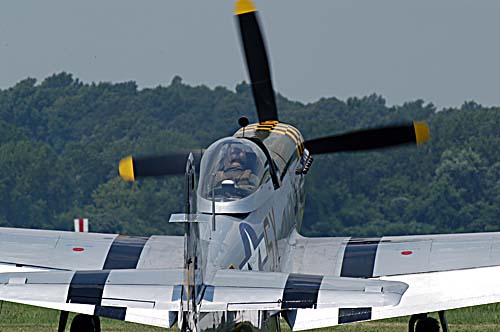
[401,250,413,256]
[72,247,85,252]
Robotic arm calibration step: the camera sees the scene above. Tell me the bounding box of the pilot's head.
[227,145,247,168]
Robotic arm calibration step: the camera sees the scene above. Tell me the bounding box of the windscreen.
[198,138,270,202]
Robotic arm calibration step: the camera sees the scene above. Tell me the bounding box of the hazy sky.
[1,1,500,108]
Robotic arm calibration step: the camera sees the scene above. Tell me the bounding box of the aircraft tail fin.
[182,153,202,313]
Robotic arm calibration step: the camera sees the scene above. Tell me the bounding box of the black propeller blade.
[119,150,203,181]
[235,0,278,123]
[305,122,430,155]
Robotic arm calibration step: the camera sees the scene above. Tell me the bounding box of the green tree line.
[0,73,497,237]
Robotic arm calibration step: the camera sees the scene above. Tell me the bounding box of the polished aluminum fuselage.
[187,126,306,331]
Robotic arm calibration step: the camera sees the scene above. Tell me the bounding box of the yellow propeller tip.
[235,0,256,15]
[119,156,135,181]
[413,121,430,145]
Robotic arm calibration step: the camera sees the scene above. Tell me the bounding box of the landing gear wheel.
[415,317,440,332]
[70,314,100,332]
[409,311,448,332]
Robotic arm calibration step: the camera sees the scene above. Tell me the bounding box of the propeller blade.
[118,150,203,181]
[305,121,430,155]
[235,0,278,122]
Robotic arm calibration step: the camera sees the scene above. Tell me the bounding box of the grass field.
[1,302,500,331]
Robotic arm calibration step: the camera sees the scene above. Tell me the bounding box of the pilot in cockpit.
[215,144,259,191]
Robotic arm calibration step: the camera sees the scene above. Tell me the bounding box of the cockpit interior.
[198,138,271,201]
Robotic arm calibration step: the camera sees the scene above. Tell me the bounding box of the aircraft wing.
[0,268,406,328]
[0,227,183,272]
[0,268,183,328]
[281,231,500,330]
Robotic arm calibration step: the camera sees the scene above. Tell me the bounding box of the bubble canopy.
[198,138,271,201]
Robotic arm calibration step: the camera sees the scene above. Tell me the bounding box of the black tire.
[70,314,96,332]
[93,316,101,332]
[415,316,440,332]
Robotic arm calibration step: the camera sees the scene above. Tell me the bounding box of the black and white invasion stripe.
[66,235,150,319]
[340,237,381,278]
[281,273,323,309]
[66,270,127,319]
[337,237,380,324]
[103,235,149,270]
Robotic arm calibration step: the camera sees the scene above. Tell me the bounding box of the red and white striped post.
[74,218,89,232]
